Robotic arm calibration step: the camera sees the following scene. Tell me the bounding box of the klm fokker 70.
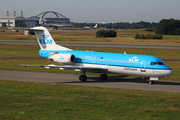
[21,26,172,84]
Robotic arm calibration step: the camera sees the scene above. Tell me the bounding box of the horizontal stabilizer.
[13,28,44,31]
[13,26,71,51]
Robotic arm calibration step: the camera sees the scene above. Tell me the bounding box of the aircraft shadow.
[54,76,180,87]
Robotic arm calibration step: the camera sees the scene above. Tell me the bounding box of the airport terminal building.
[0,11,73,27]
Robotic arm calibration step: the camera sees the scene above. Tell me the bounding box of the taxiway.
[0,40,180,49]
[0,70,180,93]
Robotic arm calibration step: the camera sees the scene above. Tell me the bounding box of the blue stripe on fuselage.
[39,50,171,70]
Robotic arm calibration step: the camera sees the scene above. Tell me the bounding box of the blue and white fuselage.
[23,26,172,84]
[40,50,172,78]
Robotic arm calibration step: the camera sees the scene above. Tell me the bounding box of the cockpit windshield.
[158,62,165,65]
[150,62,165,65]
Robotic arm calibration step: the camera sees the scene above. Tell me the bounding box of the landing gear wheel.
[79,75,87,82]
[149,80,154,85]
[100,74,108,80]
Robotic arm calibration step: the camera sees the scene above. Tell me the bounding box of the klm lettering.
[39,39,53,44]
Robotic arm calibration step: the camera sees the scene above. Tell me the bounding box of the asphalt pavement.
[0,40,180,49]
[0,70,180,93]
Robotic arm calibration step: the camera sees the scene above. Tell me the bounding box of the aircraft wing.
[23,65,108,72]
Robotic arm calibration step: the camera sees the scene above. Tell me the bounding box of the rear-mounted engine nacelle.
[49,53,76,64]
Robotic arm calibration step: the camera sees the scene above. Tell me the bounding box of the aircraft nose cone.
[169,69,173,76]
[165,69,173,77]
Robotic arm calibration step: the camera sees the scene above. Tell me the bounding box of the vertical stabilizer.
[94,24,98,28]
[31,26,71,50]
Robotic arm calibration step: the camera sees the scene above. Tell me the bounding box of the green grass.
[117,35,135,38]
[0,80,180,120]
[163,35,180,40]
[1,44,180,58]
[1,28,180,45]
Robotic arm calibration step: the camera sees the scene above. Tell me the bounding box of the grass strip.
[0,80,180,120]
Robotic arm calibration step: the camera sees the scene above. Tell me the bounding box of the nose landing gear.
[149,80,154,85]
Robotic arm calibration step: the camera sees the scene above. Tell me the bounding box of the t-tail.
[30,26,71,51]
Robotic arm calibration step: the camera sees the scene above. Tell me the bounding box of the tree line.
[71,21,158,30]
[155,18,180,35]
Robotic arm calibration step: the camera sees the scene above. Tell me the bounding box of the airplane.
[18,26,173,85]
[84,24,98,29]
[93,24,98,28]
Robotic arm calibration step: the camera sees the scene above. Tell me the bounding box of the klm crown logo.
[43,34,49,39]
[39,33,52,44]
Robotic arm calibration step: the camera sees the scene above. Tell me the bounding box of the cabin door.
[140,61,146,72]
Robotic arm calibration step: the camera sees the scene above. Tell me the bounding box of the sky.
[1,0,180,23]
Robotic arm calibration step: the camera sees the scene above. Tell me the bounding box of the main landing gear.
[79,75,87,81]
[78,70,108,82]
[100,74,108,80]
[79,69,87,81]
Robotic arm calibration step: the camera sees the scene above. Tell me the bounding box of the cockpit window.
[150,62,158,65]
[151,62,165,65]
[158,62,164,65]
